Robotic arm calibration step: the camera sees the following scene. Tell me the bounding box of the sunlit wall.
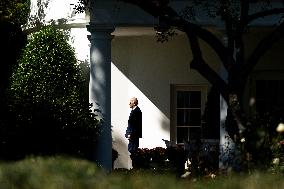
[27,0,220,170]
[111,31,220,168]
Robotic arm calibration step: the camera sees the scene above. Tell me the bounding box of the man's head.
[129,97,138,109]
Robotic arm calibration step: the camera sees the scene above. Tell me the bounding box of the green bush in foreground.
[0,156,283,189]
[0,156,100,189]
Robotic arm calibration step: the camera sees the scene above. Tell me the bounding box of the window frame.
[170,84,207,144]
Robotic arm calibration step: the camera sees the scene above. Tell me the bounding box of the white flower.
[249,97,255,106]
[210,173,216,179]
[241,138,246,143]
[272,158,280,165]
[180,171,191,178]
[276,123,284,133]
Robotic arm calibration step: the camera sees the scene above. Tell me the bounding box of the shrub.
[0,156,101,189]
[130,147,186,174]
[3,26,100,159]
[242,113,284,172]
[0,0,30,26]
[131,148,152,169]
[0,156,283,189]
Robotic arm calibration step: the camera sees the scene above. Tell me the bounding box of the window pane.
[177,109,201,126]
[256,80,284,116]
[256,100,266,115]
[188,127,201,140]
[177,91,201,108]
[256,80,266,99]
[189,109,201,125]
[177,109,189,126]
[267,81,278,101]
[177,127,188,143]
[190,91,201,108]
[177,91,190,108]
[177,127,201,143]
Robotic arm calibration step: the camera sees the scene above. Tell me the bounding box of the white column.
[87,24,114,171]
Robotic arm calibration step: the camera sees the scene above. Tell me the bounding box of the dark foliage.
[130,145,218,177]
[242,113,284,172]
[0,0,30,26]
[0,20,27,98]
[0,26,100,160]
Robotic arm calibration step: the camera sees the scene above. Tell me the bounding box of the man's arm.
[125,124,132,138]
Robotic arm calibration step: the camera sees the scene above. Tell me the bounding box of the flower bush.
[242,114,284,172]
[272,123,284,172]
[130,146,187,175]
[131,148,152,169]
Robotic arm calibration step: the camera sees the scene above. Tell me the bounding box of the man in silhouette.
[125,97,142,160]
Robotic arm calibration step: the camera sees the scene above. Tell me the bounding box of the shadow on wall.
[112,131,131,169]
[111,34,196,135]
[111,61,170,149]
[160,116,170,134]
[112,36,172,117]
[110,33,212,168]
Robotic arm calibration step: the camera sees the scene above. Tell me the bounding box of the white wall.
[29,1,221,170]
[111,31,220,168]
[28,0,284,171]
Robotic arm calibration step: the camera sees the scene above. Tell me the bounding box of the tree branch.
[183,25,230,102]
[235,0,250,65]
[176,19,231,71]
[246,8,284,24]
[242,21,284,78]
[123,0,231,72]
[191,58,230,102]
[224,15,234,63]
[123,0,230,101]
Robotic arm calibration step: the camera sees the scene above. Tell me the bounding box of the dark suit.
[125,106,142,154]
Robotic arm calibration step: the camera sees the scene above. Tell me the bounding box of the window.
[171,85,207,144]
[255,80,284,118]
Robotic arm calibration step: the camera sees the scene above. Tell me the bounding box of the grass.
[0,156,283,189]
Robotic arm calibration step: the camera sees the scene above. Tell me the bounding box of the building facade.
[28,0,284,171]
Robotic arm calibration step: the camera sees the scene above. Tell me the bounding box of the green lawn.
[0,156,283,189]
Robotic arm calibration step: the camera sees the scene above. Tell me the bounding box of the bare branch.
[191,58,230,102]
[123,0,231,71]
[242,21,284,78]
[234,0,250,65]
[122,0,230,98]
[240,0,249,24]
[246,8,284,24]
[182,25,230,101]
[172,18,232,70]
